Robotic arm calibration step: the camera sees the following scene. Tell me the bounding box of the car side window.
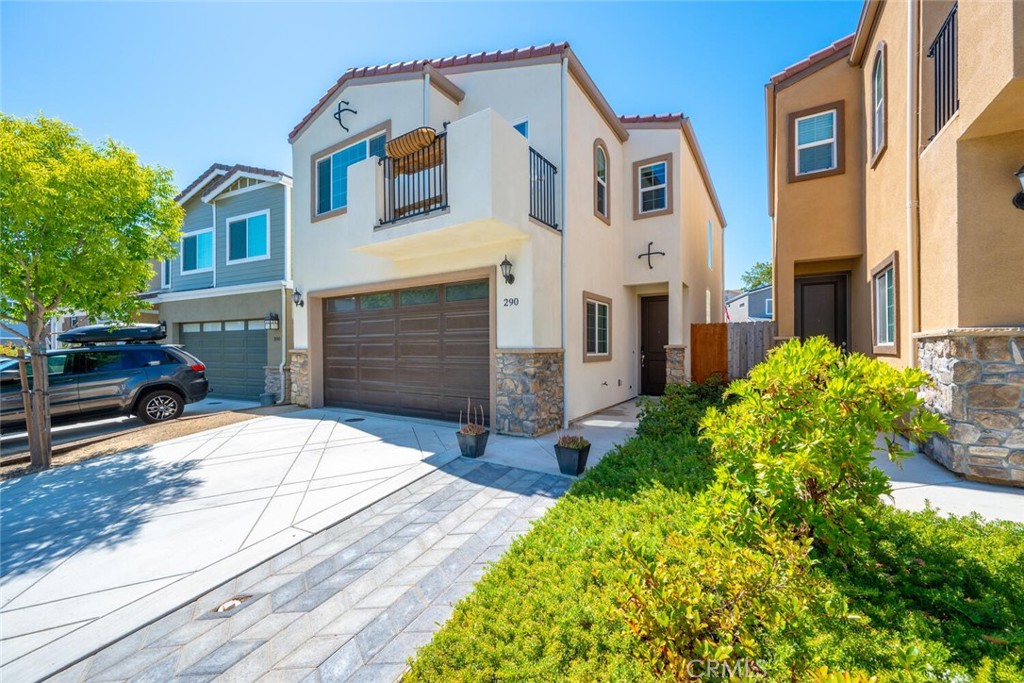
[47,355,73,376]
[73,351,126,374]
[134,349,181,367]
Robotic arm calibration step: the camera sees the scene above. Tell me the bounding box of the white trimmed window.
[874,265,895,346]
[795,110,837,175]
[707,220,713,269]
[595,145,608,217]
[161,259,171,288]
[872,49,886,156]
[638,161,668,213]
[227,210,270,263]
[765,298,773,317]
[585,298,610,358]
[316,133,386,215]
[181,229,213,273]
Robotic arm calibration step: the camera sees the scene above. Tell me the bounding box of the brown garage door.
[323,280,490,423]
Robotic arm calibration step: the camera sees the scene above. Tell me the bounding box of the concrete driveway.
[0,396,260,458]
[0,408,463,682]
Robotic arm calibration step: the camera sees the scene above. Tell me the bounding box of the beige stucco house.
[767,1,1024,484]
[287,42,725,435]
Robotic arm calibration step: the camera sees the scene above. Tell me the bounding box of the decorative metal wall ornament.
[638,241,666,270]
[333,101,357,132]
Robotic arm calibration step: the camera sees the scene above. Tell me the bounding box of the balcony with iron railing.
[927,2,958,136]
[348,108,562,261]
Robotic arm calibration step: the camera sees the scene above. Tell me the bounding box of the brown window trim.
[870,251,899,356]
[787,100,845,183]
[582,291,612,362]
[632,153,673,220]
[869,42,888,168]
[310,120,392,224]
[594,138,610,225]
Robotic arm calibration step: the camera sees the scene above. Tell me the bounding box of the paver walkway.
[47,459,570,682]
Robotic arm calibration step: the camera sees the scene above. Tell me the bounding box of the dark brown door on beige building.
[794,274,849,351]
[641,296,669,395]
[323,280,490,423]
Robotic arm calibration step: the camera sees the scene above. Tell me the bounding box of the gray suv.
[0,338,209,432]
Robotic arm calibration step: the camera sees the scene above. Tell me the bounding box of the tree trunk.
[26,315,52,469]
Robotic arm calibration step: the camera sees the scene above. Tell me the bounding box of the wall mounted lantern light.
[1013,166,1024,210]
[500,256,515,285]
[263,312,280,330]
[292,290,305,307]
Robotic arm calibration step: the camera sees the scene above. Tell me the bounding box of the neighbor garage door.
[180,320,268,399]
[323,280,490,422]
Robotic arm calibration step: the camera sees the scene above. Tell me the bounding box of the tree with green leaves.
[0,113,182,468]
[740,260,772,292]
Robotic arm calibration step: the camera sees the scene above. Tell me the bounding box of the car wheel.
[138,390,184,424]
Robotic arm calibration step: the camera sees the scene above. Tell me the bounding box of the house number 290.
[503,297,519,307]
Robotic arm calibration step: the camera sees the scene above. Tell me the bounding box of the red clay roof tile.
[769,33,855,86]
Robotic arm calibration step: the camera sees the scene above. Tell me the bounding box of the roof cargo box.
[58,323,167,344]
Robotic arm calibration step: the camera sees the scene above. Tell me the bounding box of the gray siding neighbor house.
[148,164,295,401]
[726,284,773,323]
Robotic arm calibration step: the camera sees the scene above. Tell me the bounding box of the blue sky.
[1,1,862,289]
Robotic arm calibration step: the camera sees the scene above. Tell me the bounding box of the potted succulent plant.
[456,399,489,458]
[553,430,591,476]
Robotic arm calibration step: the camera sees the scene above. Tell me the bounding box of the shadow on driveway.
[0,450,202,580]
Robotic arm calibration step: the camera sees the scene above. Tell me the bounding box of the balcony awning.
[386,127,444,175]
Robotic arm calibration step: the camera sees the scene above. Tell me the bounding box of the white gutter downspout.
[279,185,292,403]
[560,53,569,429]
[211,202,217,288]
[423,70,431,127]
[907,0,921,364]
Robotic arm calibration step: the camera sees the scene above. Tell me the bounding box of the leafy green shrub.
[636,375,730,440]
[700,336,947,554]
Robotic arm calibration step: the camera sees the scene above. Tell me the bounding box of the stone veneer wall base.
[664,345,687,385]
[289,350,310,408]
[917,329,1024,487]
[495,350,564,437]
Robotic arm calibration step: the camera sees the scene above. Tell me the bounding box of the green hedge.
[405,342,1024,682]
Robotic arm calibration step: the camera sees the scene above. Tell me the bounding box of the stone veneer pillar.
[664,345,687,384]
[289,350,310,408]
[917,329,1024,487]
[494,350,564,436]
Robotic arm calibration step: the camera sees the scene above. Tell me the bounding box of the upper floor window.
[633,154,673,219]
[227,211,270,263]
[181,229,213,274]
[161,259,171,289]
[707,220,713,269]
[315,132,386,216]
[513,119,529,138]
[871,43,887,162]
[788,101,845,182]
[594,141,609,223]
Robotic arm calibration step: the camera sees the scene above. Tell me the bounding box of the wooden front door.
[795,274,849,351]
[640,296,669,395]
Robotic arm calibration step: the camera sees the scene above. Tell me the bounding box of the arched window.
[871,43,887,162]
[594,140,610,224]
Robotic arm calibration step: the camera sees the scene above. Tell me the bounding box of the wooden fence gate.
[690,323,728,384]
[690,320,778,383]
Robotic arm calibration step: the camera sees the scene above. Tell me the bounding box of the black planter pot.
[456,430,490,458]
[554,444,591,476]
